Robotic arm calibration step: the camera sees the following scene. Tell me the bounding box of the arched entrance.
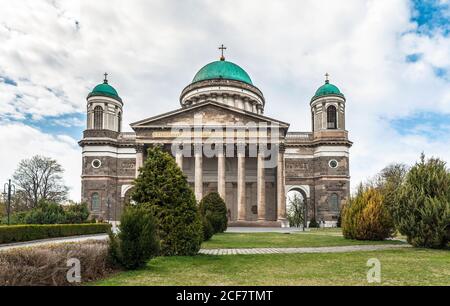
[286,187,308,228]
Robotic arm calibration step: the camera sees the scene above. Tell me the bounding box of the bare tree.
[287,194,305,228]
[12,155,69,207]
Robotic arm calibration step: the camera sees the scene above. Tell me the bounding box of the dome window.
[94,106,103,129]
[327,105,337,129]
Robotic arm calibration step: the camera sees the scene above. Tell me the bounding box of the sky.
[0,0,449,201]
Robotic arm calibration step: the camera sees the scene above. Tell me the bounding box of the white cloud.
[0,0,449,197]
[0,123,81,200]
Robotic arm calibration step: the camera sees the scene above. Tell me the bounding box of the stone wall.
[285,154,350,222]
[81,155,135,221]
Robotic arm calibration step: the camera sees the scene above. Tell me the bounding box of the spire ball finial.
[219,44,227,61]
[104,72,109,84]
[325,72,330,84]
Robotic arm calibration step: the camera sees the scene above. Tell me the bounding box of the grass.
[201,230,405,249]
[91,229,449,286]
[94,248,450,286]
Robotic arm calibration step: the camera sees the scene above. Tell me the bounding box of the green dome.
[88,80,122,102]
[312,81,344,101]
[192,60,253,85]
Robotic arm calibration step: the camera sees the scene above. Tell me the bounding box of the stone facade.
[79,65,352,227]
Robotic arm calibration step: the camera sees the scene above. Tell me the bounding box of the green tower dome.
[192,60,253,85]
[88,75,122,103]
[311,76,345,102]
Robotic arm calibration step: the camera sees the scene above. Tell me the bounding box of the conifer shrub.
[201,216,214,241]
[199,192,228,235]
[108,206,159,270]
[132,146,203,256]
[342,187,394,240]
[394,155,450,248]
[308,218,319,228]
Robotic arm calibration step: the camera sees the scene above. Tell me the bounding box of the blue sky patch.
[406,53,423,63]
[411,0,450,35]
[433,67,448,79]
[14,113,85,140]
[0,75,18,86]
[390,112,450,139]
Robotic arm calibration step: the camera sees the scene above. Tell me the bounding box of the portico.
[130,101,290,226]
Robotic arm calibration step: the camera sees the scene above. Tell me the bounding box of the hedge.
[0,224,111,244]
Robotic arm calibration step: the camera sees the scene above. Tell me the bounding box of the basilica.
[79,51,352,227]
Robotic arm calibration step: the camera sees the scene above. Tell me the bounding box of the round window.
[92,159,102,169]
[329,160,339,169]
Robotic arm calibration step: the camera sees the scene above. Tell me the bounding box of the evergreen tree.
[396,155,450,248]
[199,192,228,234]
[109,206,159,270]
[342,187,394,240]
[132,146,203,256]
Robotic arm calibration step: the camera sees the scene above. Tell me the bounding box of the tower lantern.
[86,73,123,132]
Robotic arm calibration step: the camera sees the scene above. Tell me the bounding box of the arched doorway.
[286,187,308,228]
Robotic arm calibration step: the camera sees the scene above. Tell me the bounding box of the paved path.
[0,234,108,252]
[0,233,410,256]
[199,244,411,256]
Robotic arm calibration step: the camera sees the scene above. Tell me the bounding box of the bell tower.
[86,73,123,132]
[311,73,346,134]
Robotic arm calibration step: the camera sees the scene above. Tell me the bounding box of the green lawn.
[92,230,448,286]
[201,230,405,249]
[94,248,450,286]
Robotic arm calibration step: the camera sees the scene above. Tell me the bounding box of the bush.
[308,218,319,228]
[0,223,111,244]
[394,155,450,248]
[199,192,228,235]
[2,201,90,225]
[0,240,112,286]
[201,216,214,241]
[23,200,66,224]
[64,203,90,224]
[1,211,28,225]
[342,187,394,241]
[108,206,159,270]
[132,146,203,256]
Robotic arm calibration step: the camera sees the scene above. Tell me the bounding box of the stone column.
[135,144,144,178]
[175,151,183,170]
[237,149,246,221]
[217,150,226,201]
[257,149,266,221]
[277,145,286,222]
[194,148,203,201]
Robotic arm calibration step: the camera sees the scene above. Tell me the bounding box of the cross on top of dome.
[219,44,227,61]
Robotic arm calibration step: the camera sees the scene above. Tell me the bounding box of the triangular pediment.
[131,101,290,129]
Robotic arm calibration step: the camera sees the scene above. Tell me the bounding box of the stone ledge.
[228,220,284,228]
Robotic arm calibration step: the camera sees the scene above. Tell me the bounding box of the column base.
[228,220,287,228]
